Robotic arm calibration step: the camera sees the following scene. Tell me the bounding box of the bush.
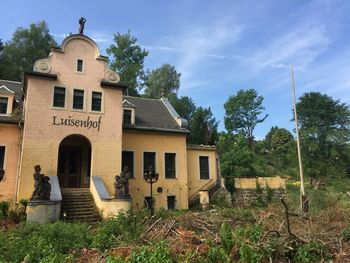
[92,210,145,251]
[342,228,350,241]
[129,241,173,263]
[293,241,328,263]
[0,201,9,219]
[0,221,92,262]
[233,224,264,263]
[219,222,233,253]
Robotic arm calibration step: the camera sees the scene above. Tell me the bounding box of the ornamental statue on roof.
[79,17,86,34]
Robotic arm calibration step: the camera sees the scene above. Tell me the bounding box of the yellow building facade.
[0,34,222,216]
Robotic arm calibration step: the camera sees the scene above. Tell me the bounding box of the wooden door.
[58,146,82,188]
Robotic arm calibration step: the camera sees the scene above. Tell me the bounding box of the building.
[0,33,222,217]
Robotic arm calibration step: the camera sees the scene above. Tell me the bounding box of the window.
[199,156,209,179]
[91,92,102,111]
[77,59,83,72]
[143,152,156,174]
[122,151,134,178]
[123,109,132,124]
[53,87,65,108]
[0,146,4,170]
[73,89,84,109]
[167,196,176,210]
[0,97,8,114]
[144,196,152,209]
[165,153,176,179]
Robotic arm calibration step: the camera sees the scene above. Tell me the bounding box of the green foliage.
[219,222,234,253]
[293,241,328,263]
[188,107,219,145]
[207,246,230,263]
[265,184,274,203]
[218,133,255,191]
[7,200,27,223]
[296,92,350,177]
[92,210,145,250]
[219,207,254,221]
[107,31,149,96]
[0,201,9,219]
[144,64,180,99]
[129,241,173,263]
[0,222,91,262]
[233,224,264,263]
[155,208,187,219]
[169,95,196,121]
[0,21,57,81]
[210,194,231,208]
[224,89,268,149]
[342,228,350,241]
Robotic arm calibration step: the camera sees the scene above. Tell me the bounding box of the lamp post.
[144,165,159,215]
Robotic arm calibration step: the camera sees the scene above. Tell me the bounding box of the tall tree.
[107,31,148,96]
[144,64,180,99]
[0,21,56,81]
[169,95,196,121]
[224,89,268,149]
[188,107,219,145]
[296,92,350,177]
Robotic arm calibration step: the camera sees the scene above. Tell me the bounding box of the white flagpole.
[290,64,307,213]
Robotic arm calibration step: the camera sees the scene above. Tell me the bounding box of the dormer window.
[0,97,8,114]
[122,99,135,125]
[77,59,83,72]
[123,109,132,124]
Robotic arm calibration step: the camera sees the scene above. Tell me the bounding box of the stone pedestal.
[26,200,61,223]
[199,190,210,210]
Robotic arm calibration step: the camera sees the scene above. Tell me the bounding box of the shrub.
[0,201,9,219]
[342,228,350,241]
[219,222,233,253]
[233,224,264,263]
[293,241,328,263]
[129,241,173,263]
[0,221,92,262]
[207,246,230,263]
[265,184,274,203]
[92,210,145,251]
[8,201,26,223]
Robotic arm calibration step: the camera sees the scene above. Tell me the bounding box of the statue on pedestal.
[31,165,51,200]
[114,166,131,199]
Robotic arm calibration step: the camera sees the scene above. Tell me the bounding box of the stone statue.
[114,175,124,198]
[114,166,131,199]
[79,17,86,34]
[42,176,51,200]
[31,165,51,200]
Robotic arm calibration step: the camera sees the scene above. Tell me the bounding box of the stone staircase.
[60,188,101,224]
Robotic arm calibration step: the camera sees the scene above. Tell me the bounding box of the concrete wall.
[0,123,21,200]
[187,146,219,198]
[122,130,189,210]
[234,177,286,189]
[18,36,123,199]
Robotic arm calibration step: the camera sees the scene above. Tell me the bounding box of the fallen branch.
[145,218,162,233]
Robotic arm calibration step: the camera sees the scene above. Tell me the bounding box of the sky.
[1,0,350,139]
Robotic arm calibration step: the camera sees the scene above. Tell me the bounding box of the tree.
[144,64,180,99]
[217,132,255,192]
[169,96,196,121]
[107,31,148,96]
[264,126,296,172]
[296,92,350,177]
[224,89,268,149]
[188,107,219,145]
[0,21,57,81]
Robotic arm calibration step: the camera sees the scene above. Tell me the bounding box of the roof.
[122,96,189,134]
[0,80,23,102]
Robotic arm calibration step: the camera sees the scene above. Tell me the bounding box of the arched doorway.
[57,135,91,188]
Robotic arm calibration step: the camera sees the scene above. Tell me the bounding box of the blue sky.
[1,0,350,139]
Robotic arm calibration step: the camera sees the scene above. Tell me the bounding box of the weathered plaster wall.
[122,130,189,210]
[0,123,20,200]
[186,147,219,198]
[18,37,123,199]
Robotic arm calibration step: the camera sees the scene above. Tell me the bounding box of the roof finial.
[79,17,86,34]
